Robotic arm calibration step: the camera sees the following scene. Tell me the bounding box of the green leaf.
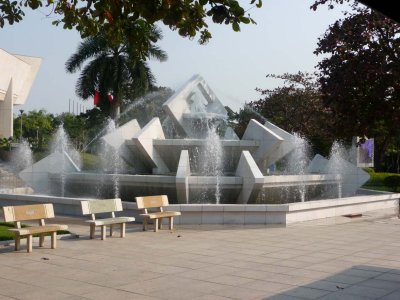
[232,21,240,32]
[240,16,250,24]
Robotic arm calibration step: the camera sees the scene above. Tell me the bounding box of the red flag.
[94,90,100,106]
[108,93,113,103]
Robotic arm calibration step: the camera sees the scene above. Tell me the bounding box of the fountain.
[11,139,33,172]
[1,75,398,225]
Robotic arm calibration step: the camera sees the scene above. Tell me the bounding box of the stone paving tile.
[353,265,393,273]
[82,286,160,300]
[303,280,350,292]
[359,278,400,292]
[265,294,305,300]
[214,286,275,300]
[380,290,400,300]
[8,289,83,300]
[0,279,38,298]
[244,279,294,293]
[323,273,371,285]
[257,264,298,275]
[341,285,391,298]
[343,268,384,279]
[285,269,332,281]
[232,269,277,281]
[304,263,351,274]
[204,274,255,286]
[374,272,400,282]
[318,291,375,300]
[192,295,232,300]
[59,297,92,300]
[281,286,331,299]
[272,259,310,268]
[175,269,218,280]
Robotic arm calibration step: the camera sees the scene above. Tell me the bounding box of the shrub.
[383,175,400,192]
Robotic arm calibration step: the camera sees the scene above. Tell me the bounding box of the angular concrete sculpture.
[132,118,169,174]
[18,75,370,205]
[176,150,190,204]
[163,74,238,139]
[242,119,282,168]
[235,151,264,204]
[101,119,141,167]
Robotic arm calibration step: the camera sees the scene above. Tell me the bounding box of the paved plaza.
[1,209,400,300]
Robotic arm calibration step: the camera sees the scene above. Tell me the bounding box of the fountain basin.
[43,172,345,204]
[0,191,397,225]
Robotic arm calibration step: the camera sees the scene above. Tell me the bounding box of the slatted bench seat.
[135,195,181,232]
[81,198,135,240]
[2,203,68,253]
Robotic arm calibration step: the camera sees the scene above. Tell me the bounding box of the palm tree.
[66,22,167,120]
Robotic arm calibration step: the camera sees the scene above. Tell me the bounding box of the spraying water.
[327,141,351,174]
[99,119,122,198]
[201,123,224,204]
[243,104,268,123]
[51,125,82,196]
[11,139,33,171]
[286,134,311,201]
[82,90,171,151]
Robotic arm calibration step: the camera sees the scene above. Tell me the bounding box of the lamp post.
[36,127,39,148]
[19,110,24,142]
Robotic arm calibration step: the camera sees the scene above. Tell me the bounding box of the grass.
[362,170,400,192]
[81,152,102,171]
[0,222,70,241]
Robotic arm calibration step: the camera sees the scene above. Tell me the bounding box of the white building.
[0,49,41,138]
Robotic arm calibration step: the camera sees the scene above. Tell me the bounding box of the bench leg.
[143,217,147,231]
[120,223,125,238]
[27,235,33,253]
[90,223,95,239]
[15,235,20,251]
[51,232,57,249]
[154,218,159,232]
[159,218,163,230]
[169,217,174,230]
[39,235,45,247]
[101,225,106,240]
[110,224,113,237]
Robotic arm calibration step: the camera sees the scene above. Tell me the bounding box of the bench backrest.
[81,198,123,215]
[135,195,169,209]
[2,203,55,222]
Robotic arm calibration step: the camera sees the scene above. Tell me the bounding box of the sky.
[1,0,351,115]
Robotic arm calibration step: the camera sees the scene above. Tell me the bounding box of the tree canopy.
[232,72,334,156]
[314,3,400,168]
[0,0,261,45]
[14,110,54,151]
[65,24,167,119]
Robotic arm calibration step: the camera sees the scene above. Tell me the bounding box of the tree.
[311,0,399,23]
[14,110,54,151]
[314,3,400,169]
[65,23,167,120]
[233,72,335,156]
[0,0,261,45]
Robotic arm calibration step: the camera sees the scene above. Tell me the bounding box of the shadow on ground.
[265,265,400,300]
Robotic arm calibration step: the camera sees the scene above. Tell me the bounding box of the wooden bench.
[81,198,135,240]
[135,195,181,232]
[2,203,68,253]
